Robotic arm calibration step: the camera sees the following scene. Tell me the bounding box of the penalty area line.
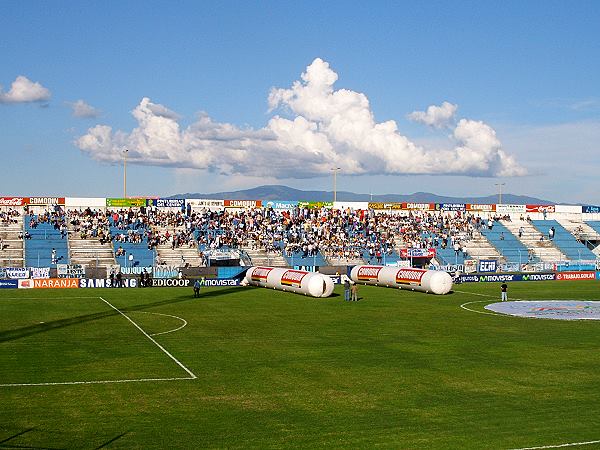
[510,438,600,449]
[99,297,196,380]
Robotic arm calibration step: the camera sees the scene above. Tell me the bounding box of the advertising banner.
[478,260,497,273]
[356,266,382,282]
[395,268,426,286]
[263,200,299,209]
[0,197,27,207]
[106,198,147,207]
[26,197,65,206]
[65,197,107,208]
[6,268,29,279]
[186,199,225,209]
[466,204,496,212]
[281,269,308,288]
[29,267,50,279]
[250,267,273,283]
[582,205,600,214]
[555,205,583,214]
[150,198,185,208]
[496,204,526,214]
[57,264,86,278]
[224,200,262,208]
[18,279,34,289]
[153,266,180,279]
[403,203,434,210]
[464,259,477,273]
[34,278,79,288]
[298,201,333,209]
[526,205,555,213]
[0,280,18,289]
[368,202,403,210]
[80,279,138,288]
[334,201,369,211]
[435,203,466,211]
[399,248,436,258]
[556,271,596,281]
[521,273,557,281]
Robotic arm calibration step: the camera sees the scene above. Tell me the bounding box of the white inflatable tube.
[350,265,453,295]
[244,266,335,298]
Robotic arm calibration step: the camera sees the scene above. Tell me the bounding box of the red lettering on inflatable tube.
[357,266,382,281]
[251,267,273,282]
[395,268,426,285]
[281,269,308,287]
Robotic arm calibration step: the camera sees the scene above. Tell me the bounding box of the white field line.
[99,297,196,379]
[510,439,600,449]
[132,311,188,336]
[0,296,195,388]
[0,376,194,387]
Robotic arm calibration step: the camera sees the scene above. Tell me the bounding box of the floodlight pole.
[495,182,506,205]
[331,167,341,203]
[123,148,129,198]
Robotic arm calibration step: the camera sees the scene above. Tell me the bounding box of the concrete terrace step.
[500,220,566,262]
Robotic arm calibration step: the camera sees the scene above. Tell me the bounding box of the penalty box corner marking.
[0,296,196,387]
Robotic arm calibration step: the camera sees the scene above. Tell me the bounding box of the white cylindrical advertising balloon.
[350,265,452,295]
[244,266,334,298]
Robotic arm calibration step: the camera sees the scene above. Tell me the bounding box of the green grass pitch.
[1,280,600,449]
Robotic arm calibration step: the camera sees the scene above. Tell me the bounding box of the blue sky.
[1,1,598,203]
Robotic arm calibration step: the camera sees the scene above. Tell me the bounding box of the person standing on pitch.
[343,277,351,301]
[351,282,359,302]
[501,282,508,301]
[193,279,201,298]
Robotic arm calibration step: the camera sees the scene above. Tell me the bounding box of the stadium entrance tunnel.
[485,301,600,320]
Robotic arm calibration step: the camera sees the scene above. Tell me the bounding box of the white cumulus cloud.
[408,101,457,128]
[68,99,101,118]
[76,58,526,178]
[0,75,51,103]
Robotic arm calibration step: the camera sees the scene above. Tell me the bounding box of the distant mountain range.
[174,184,554,205]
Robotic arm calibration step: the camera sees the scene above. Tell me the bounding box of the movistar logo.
[523,275,530,281]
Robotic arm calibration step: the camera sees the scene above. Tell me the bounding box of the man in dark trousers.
[193,279,201,298]
[501,282,508,301]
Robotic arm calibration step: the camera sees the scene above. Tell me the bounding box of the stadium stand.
[460,228,502,263]
[500,219,566,262]
[531,220,596,260]
[24,212,69,267]
[66,210,115,268]
[0,209,24,267]
[480,219,535,264]
[109,221,155,268]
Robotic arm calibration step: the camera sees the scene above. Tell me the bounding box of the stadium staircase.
[480,221,536,264]
[500,220,565,262]
[0,217,24,267]
[439,230,500,264]
[25,216,69,267]
[531,220,597,261]
[67,222,116,268]
[241,239,287,267]
[153,226,204,267]
[585,221,600,256]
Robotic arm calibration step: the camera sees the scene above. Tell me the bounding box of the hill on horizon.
[173,184,555,205]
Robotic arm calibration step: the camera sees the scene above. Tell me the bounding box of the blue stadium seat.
[531,220,596,260]
[480,221,534,264]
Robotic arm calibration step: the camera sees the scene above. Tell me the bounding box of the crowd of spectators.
[9,205,493,265]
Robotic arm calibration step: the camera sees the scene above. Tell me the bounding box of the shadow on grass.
[0,287,241,344]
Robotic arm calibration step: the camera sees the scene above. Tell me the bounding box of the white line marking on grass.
[132,311,188,336]
[0,376,194,387]
[99,297,196,380]
[510,439,600,449]
[460,300,506,316]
